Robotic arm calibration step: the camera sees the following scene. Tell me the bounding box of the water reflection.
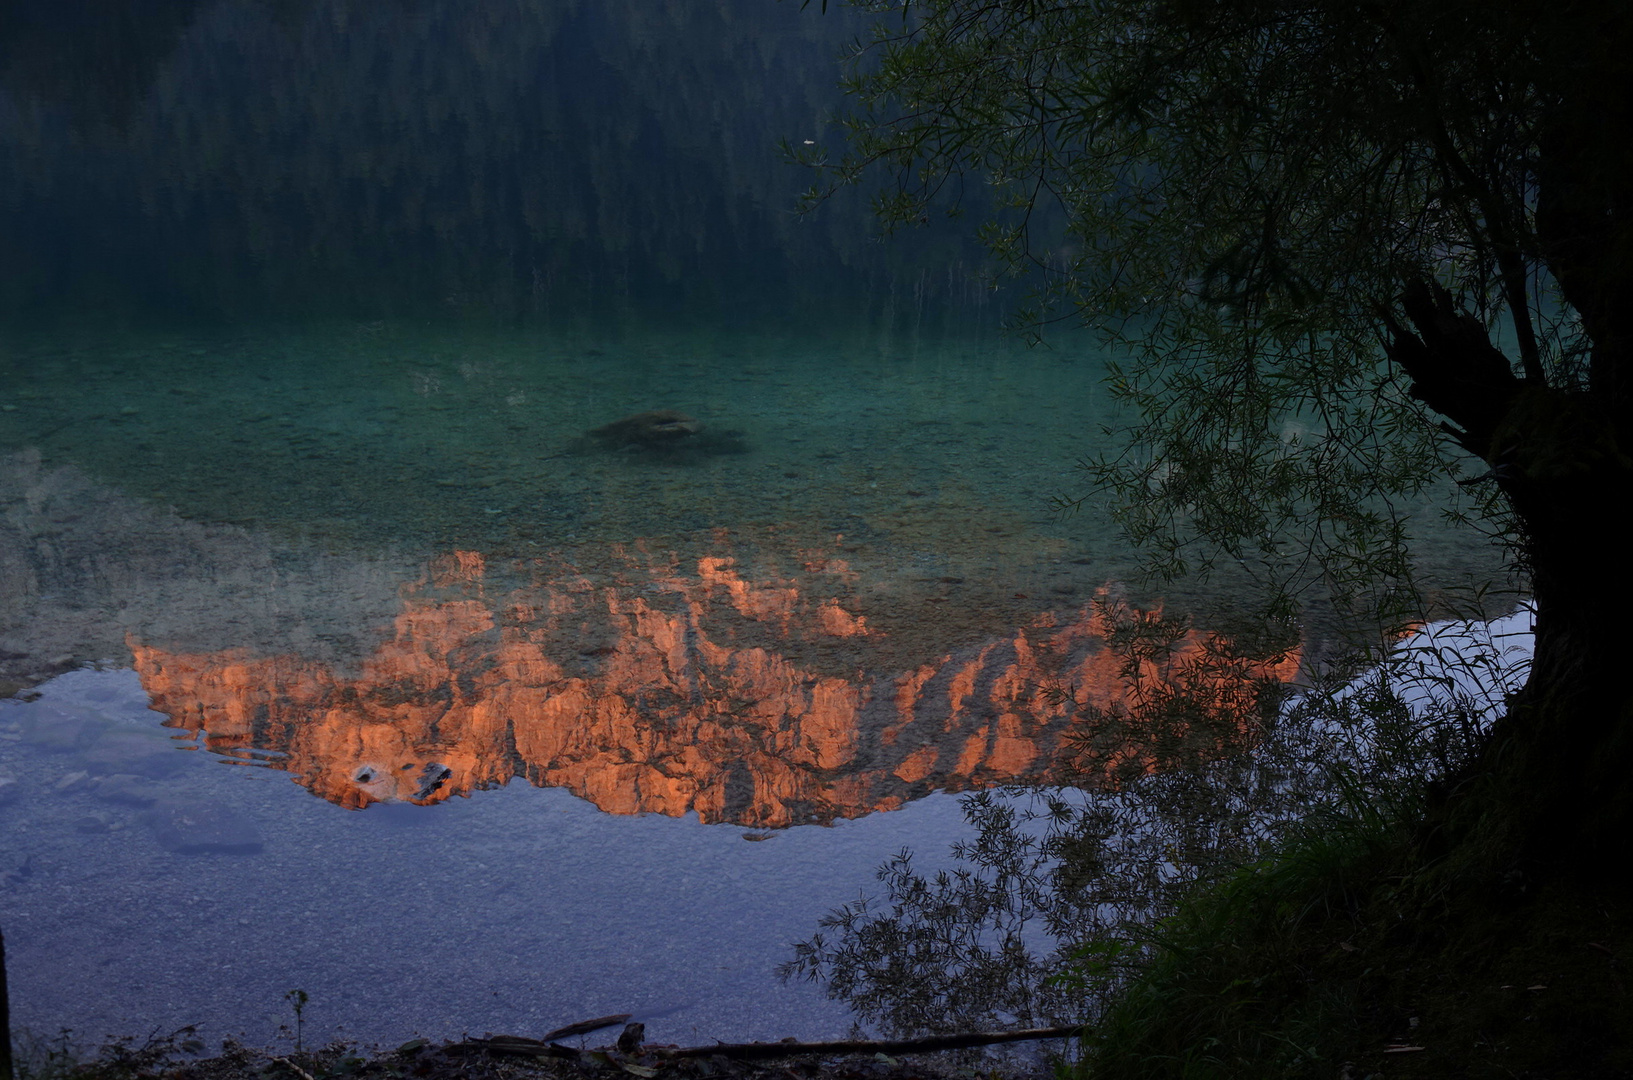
[0,0,987,328]
[134,544,1302,824]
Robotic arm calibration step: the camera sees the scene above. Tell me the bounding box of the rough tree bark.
[1385,12,1633,878]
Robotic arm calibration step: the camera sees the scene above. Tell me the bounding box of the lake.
[0,0,1503,1055]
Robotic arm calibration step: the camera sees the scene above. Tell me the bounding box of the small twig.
[269,1056,318,1080]
[453,1037,579,1059]
[657,1025,1086,1060]
[541,1015,634,1042]
[459,1025,1085,1064]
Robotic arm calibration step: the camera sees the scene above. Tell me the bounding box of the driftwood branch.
[268,1057,318,1080]
[541,1016,632,1043]
[658,1026,1086,1060]
[460,1025,1085,1064]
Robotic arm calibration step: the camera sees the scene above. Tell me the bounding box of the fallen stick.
[268,1057,318,1080]
[540,1016,633,1043]
[657,1026,1086,1060]
[456,1037,578,1059]
[459,1025,1085,1063]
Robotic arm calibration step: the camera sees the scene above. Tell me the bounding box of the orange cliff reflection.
[130,546,1301,826]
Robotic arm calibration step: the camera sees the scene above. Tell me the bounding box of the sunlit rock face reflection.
[131,543,1301,826]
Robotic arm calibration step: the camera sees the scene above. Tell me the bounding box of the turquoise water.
[0,322,1109,561]
[0,321,1154,677]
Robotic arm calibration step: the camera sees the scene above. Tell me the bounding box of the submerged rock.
[144,798,264,855]
[81,729,190,777]
[94,773,164,806]
[73,812,113,834]
[18,704,104,751]
[0,855,34,890]
[580,410,749,458]
[588,409,703,449]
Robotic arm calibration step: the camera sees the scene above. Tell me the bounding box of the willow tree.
[802,0,1633,876]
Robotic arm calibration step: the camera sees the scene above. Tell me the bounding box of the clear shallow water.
[0,321,1157,690]
[0,323,1109,559]
[0,321,1502,1050]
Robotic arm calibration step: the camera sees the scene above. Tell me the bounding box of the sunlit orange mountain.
[132,544,1300,826]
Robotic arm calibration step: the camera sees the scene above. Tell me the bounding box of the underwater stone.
[73,813,113,834]
[0,856,34,889]
[94,773,163,806]
[579,409,749,458]
[18,704,104,751]
[588,410,701,449]
[80,729,189,777]
[144,798,264,855]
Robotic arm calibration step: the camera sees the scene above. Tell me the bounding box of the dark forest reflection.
[0,0,212,127]
[0,0,994,328]
[133,543,1302,825]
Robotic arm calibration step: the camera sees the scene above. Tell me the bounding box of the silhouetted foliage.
[804,0,1633,877]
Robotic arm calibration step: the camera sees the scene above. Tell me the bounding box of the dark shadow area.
[0,0,1000,332]
[0,0,212,129]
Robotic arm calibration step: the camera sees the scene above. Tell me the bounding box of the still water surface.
[0,321,1165,1048]
[0,0,1502,1055]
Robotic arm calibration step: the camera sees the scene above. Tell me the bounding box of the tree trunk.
[1389,289,1633,881]
[1482,462,1633,880]
[1490,11,1633,880]
[1386,13,1633,880]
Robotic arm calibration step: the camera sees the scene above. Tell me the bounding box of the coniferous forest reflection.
[0,0,992,330]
